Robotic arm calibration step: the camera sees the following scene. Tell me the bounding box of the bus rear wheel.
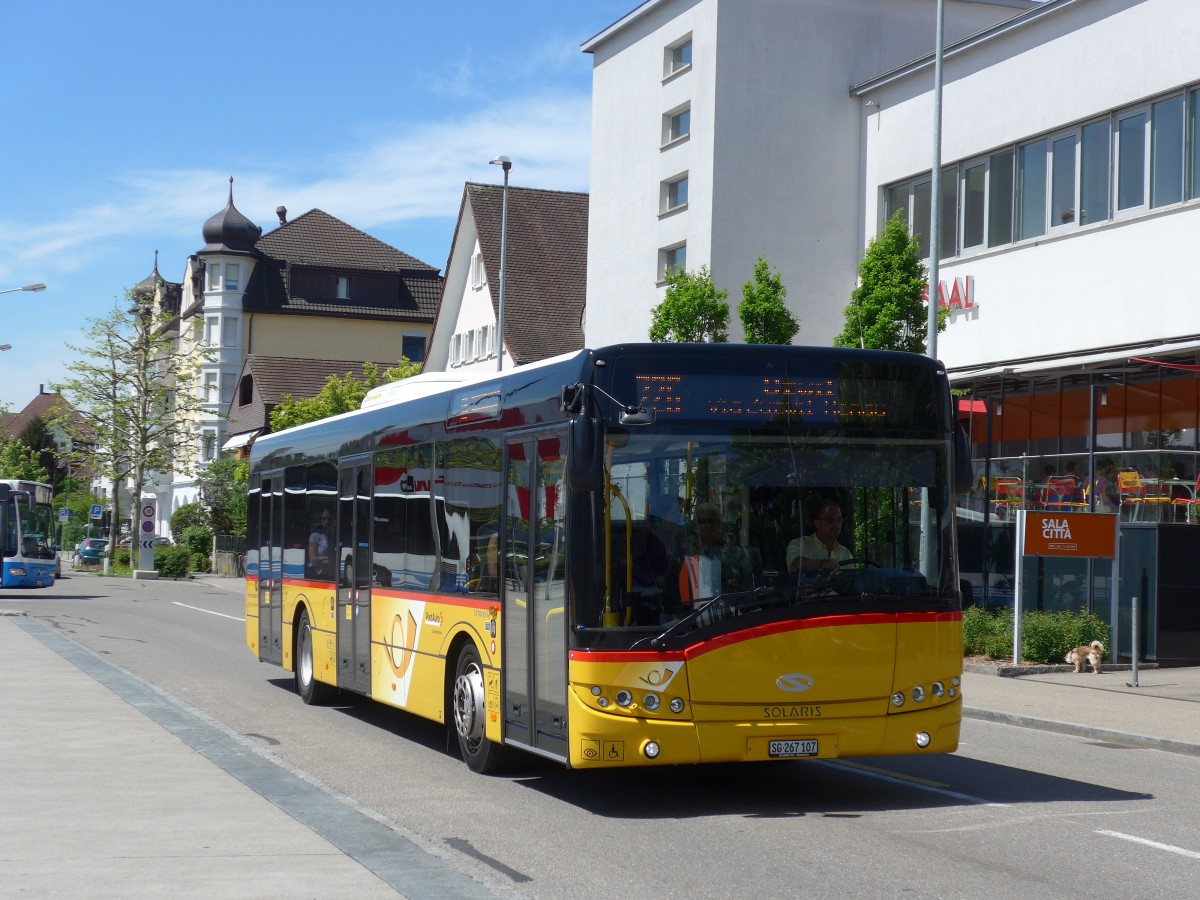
[295,609,335,705]
[452,642,508,774]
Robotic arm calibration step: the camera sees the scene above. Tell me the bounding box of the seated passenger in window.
[307,510,331,579]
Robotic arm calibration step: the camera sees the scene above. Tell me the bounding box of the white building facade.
[581,0,1036,348]
[858,0,1200,374]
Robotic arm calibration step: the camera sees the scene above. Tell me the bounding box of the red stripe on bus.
[569,611,961,663]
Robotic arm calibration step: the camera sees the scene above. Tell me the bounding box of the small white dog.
[1065,640,1105,675]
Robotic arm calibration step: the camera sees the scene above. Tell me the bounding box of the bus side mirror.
[953,423,973,495]
[567,416,605,492]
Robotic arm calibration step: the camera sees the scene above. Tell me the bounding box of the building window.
[480,323,493,359]
[1116,108,1148,213]
[665,36,692,78]
[470,253,485,290]
[336,276,350,299]
[662,173,689,214]
[402,333,426,362]
[1151,94,1185,208]
[465,329,475,362]
[239,375,253,407]
[220,372,236,405]
[663,104,691,146]
[221,316,239,348]
[224,262,240,291]
[201,429,217,463]
[204,371,218,403]
[1017,139,1048,240]
[659,243,687,281]
[1049,132,1077,228]
[1080,120,1110,225]
[207,263,221,290]
[205,316,220,346]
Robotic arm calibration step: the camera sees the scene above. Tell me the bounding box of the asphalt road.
[5,572,1199,899]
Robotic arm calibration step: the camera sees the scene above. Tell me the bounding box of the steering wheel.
[811,558,881,595]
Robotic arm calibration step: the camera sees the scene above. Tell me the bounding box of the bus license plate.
[769,739,818,758]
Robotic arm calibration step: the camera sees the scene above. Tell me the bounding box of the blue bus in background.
[1,479,57,587]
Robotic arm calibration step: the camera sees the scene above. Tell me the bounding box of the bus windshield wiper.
[642,586,787,648]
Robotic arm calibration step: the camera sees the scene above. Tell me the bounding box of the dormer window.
[336,276,351,299]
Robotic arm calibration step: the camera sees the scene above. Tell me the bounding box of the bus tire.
[452,642,508,774]
[295,609,335,705]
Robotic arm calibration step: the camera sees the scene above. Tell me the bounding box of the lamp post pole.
[489,156,512,373]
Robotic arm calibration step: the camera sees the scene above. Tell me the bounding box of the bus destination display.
[634,374,902,422]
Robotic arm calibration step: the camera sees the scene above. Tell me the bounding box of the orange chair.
[1043,476,1085,512]
[1172,474,1200,523]
[1116,470,1146,520]
[992,477,1024,518]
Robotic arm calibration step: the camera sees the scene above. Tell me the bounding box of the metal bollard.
[1127,594,1139,688]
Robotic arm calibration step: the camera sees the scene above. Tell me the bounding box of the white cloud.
[0,91,591,281]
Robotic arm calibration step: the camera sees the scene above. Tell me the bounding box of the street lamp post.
[0,283,47,295]
[489,156,512,373]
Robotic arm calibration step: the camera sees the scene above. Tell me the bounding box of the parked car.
[77,538,108,564]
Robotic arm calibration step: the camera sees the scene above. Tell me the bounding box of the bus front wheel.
[452,642,508,774]
[295,609,335,705]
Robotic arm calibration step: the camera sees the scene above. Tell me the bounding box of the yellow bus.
[246,344,970,772]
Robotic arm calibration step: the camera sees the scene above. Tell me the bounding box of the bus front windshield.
[18,497,57,560]
[575,430,957,648]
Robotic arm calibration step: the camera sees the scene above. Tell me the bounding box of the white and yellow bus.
[246,343,970,772]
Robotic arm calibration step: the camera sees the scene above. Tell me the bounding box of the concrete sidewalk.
[0,612,504,900]
[962,663,1200,756]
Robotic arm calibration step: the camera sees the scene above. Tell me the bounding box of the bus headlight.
[643,741,661,759]
[9,567,26,576]
[891,692,905,708]
[643,693,660,711]
[915,732,931,749]
[911,686,926,703]
[669,697,685,714]
[615,690,633,708]
[931,681,945,697]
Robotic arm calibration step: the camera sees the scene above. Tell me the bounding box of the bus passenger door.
[336,457,373,694]
[503,433,568,761]
[257,472,284,665]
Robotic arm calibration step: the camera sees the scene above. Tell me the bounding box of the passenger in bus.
[307,510,332,579]
[786,499,853,576]
[632,494,683,605]
[679,503,754,600]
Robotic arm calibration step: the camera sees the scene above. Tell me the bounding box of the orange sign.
[1022,512,1118,559]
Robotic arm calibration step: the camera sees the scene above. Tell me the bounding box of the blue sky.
[0,0,632,412]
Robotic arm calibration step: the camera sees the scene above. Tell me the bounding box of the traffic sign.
[90,504,103,519]
[59,508,69,523]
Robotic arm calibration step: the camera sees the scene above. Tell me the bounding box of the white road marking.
[820,759,1010,807]
[1097,830,1200,859]
[172,601,244,622]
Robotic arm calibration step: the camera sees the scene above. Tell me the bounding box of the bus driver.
[786,499,852,575]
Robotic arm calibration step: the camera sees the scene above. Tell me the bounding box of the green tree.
[270,359,421,431]
[170,501,211,540]
[197,456,248,537]
[0,437,50,481]
[649,265,730,343]
[738,256,799,345]
[18,416,66,492]
[835,212,944,353]
[52,291,210,566]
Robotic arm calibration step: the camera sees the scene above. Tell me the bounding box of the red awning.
[957,398,987,414]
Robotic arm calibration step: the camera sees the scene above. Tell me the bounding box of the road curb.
[963,707,1200,757]
[963,662,1159,678]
